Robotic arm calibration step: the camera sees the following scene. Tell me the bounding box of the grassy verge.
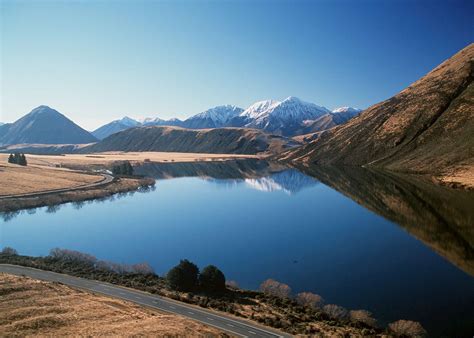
[0,250,418,336]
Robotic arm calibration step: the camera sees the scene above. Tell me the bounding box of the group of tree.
[166,259,226,293]
[112,161,134,176]
[8,153,27,166]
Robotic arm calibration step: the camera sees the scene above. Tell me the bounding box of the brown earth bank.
[0,273,226,337]
[280,43,474,189]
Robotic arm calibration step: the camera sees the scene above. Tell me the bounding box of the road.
[0,173,114,200]
[0,264,289,337]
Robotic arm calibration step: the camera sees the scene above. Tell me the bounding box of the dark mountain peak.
[0,106,97,145]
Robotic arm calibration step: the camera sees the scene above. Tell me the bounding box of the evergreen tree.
[199,265,226,292]
[19,154,27,166]
[166,259,199,291]
[8,154,14,164]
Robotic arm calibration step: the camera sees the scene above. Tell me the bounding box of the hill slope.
[92,117,141,140]
[0,106,97,145]
[81,126,298,155]
[281,44,474,181]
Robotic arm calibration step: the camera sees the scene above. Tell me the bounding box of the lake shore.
[0,152,261,213]
[0,252,383,336]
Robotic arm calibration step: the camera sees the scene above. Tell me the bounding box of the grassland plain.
[0,273,226,336]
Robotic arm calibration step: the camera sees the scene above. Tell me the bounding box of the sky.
[1,0,473,131]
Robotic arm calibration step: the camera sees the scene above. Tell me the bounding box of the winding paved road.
[0,173,114,200]
[0,264,288,337]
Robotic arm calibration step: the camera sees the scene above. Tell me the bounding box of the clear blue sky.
[1,0,473,130]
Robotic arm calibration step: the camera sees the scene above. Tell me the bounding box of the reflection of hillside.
[298,165,474,276]
[134,159,289,180]
[134,160,319,194]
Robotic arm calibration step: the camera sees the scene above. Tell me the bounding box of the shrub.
[49,248,97,265]
[1,247,18,255]
[323,304,348,320]
[349,309,377,327]
[295,292,324,309]
[199,265,226,292]
[7,153,27,166]
[131,262,155,275]
[167,259,199,291]
[259,279,292,298]
[112,161,134,176]
[388,320,427,337]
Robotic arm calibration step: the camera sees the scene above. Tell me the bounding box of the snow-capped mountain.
[91,99,361,140]
[92,116,141,140]
[182,105,244,129]
[229,96,331,136]
[332,106,362,118]
[140,117,183,127]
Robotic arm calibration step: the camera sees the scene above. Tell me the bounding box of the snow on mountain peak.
[332,107,362,114]
[119,116,140,127]
[190,105,243,125]
[241,97,330,123]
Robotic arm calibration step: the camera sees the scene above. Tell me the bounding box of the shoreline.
[0,176,155,214]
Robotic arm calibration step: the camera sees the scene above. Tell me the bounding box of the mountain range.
[91,99,360,139]
[281,43,474,182]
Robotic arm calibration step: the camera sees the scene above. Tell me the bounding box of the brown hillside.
[81,126,298,155]
[281,44,474,182]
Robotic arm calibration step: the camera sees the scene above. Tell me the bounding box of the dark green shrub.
[199,265,226,292]
[166,259,199,291]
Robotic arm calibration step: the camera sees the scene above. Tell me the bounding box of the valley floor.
[0,273,225,337]
[0,152,259,171]
[0,162,104,196]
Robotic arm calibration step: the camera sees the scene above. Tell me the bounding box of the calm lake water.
[1,160,473,336]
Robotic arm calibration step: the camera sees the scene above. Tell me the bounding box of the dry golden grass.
[0,162,103,196]
[0,273,225,337]
[0,152,259,169]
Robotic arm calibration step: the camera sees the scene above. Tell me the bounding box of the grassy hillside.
[281,44,474,183]
[80,126,298,155]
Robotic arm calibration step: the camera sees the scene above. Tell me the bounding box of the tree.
[259,279,292,298]
[8,153,27,166]
[1,247,18,255]
[20,154,27,166]
[349,309,377,327]
[199,265,226,292]
[166,259,199,291]
[323,304,348,319]
[112,161,134,176]
[388,320,427,337]
[295,292,324,309]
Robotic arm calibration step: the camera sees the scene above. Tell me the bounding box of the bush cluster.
[166,260,226,293]
[112,161,134,176]
[8,153,27,166]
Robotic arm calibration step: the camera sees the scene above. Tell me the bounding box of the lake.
[1,160,473,336]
